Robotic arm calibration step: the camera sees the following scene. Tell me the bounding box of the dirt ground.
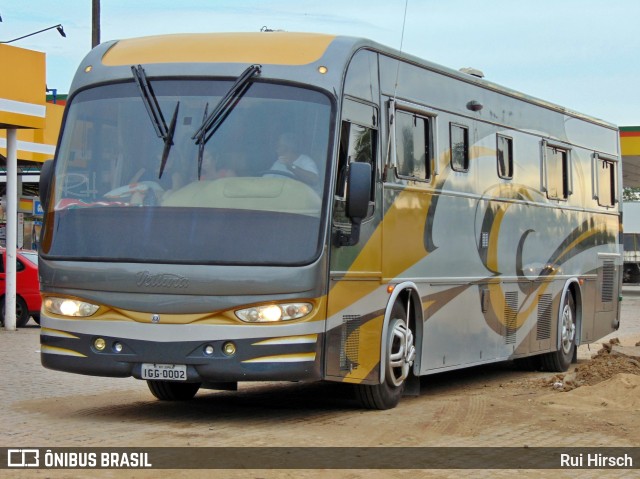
[541,338,640,391]
[3,291,640,479]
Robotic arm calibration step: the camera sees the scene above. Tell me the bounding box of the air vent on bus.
[601,260,615,303]
[504,292,518,344]
[536,294,553,340]
[340,315,361,371]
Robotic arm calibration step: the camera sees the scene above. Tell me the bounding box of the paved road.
[1,287,639,478]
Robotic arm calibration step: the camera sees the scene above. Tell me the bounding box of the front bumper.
[40,317,324,383]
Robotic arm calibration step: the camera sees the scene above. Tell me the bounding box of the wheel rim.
[16,302,25,319]
[1,301,27,322]
[560,302,575,355]
[386,318,416,387]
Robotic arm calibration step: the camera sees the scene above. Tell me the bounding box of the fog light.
[204,344,214,356]
[94,338,106,351]
[222,342,236,356]
[113,342,123,353]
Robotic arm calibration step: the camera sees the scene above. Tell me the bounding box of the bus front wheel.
[146,380,201,401]
[355,304,416,410]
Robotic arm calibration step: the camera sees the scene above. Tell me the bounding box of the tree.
[623,187,640,202]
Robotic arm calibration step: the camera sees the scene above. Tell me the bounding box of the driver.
[267,133,319,186]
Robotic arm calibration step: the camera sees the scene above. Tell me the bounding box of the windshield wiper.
[192,64,261,178]
[131,64,179,180]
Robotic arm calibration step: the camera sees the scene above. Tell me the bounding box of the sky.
[1,0,639,126]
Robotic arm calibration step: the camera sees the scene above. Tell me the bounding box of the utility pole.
[92,0,100,48]
[4,129,17,330]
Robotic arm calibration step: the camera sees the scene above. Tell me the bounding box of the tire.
[146,380,201,401]
[541,291,576,372]
[355,303,416,410]
[1,296,30,328]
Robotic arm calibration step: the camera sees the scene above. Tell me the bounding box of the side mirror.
[336,162,372,247]
[39,160,54,212]
[345,161,371,220]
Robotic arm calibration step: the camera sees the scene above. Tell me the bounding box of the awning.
[0,102,63,162]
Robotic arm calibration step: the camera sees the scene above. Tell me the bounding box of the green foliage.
[623,187,640,201]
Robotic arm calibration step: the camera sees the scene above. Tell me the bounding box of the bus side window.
[450,123,469,172]
[596,156,617,207]
[497,134,514,179]
[544,145,571,200]
[395,110,430,181]
[335,121,352,199]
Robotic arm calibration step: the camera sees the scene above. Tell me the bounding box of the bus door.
[325,98,383,383]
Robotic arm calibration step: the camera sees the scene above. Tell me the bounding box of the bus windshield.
[44,80,332,265]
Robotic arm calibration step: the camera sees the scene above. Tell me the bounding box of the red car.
[0,248,41,327]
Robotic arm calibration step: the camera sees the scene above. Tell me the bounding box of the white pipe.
[4,128,17,330]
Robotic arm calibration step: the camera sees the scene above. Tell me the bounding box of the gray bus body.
[39,33,622,409]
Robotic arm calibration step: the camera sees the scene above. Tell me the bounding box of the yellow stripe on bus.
[102,32,336,67]
[40,328,79,339]
[382,188,433,278]
[487,204,508,272]
[252,335,318,346]
[41,345,87,357]
[242,352,316,363]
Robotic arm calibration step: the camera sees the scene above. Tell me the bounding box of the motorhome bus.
[39,32,622,409]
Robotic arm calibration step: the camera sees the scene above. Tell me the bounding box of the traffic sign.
[33,199,43,216]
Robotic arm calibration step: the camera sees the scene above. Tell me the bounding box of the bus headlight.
[235,303,313,323]
[44,297,99,317]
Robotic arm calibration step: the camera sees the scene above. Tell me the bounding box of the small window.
[336,121,377,204]
[450,124,469,172]
[0,257,25,273]
[497,135,513,179]
[333,119,377,227]
[545,145,570,200]
[395,110,430,180]
[596,157,617,207]
[344,50,380,105]
[337,98,378,203]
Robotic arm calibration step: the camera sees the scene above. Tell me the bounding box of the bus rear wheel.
[355,304,415,410]
[146,380,201,401]
[541,291,576,372]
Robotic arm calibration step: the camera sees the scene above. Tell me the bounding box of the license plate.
[141,363,187,381]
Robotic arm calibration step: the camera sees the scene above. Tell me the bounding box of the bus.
[39,32,622,409]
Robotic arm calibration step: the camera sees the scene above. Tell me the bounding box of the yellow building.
[621,126,640,188]
[0,43,63,251]
[0,43,63,164]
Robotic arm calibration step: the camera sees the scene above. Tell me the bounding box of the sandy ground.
[2,290,640,479]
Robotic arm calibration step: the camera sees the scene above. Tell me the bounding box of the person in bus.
[200,150,237,180]
[267,132,319,186]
